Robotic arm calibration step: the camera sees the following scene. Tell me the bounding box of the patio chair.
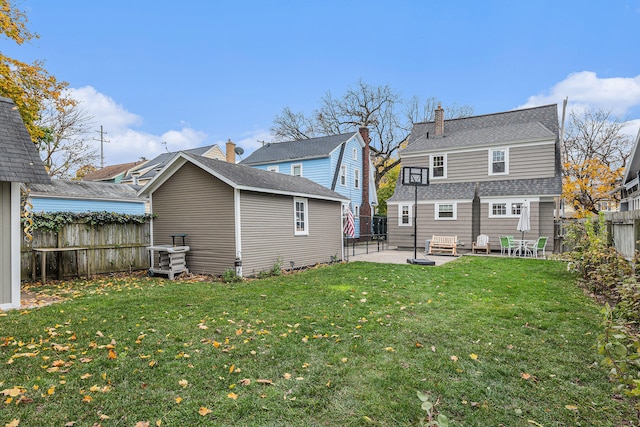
[499,236,517,256]
[525,237,548,258]
[472,234,490,254]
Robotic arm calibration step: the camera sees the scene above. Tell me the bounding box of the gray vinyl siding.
[402,142,556,183]
[388,202,473,251]
[152,162,236,276]
[479,201,555,251]
[1,182,10,304]
[240,192,342,275]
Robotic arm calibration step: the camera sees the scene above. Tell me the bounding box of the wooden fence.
[605,210,640,260]
[20,222,150,280]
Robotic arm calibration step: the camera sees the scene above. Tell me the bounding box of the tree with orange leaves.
[562,108,632,217]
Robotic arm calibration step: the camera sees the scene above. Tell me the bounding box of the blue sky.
[5,0,640,166]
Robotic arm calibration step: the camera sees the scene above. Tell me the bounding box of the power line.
[93,125,110,168]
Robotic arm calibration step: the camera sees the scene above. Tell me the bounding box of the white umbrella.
[516,200,531,241]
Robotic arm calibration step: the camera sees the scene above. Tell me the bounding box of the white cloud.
[520,71,640,138]
[68,85,211,165]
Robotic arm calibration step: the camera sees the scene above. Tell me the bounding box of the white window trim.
[291,163,303,177]
[354,204,360,217]
[267,165,279,172]
[398,204,413,226]
[430,153,447,179]
[340,165,347,186]
[488,148,509,176]
[435,202,457,220]
[354,168,360,189]
[294,197,309,236]
[352,147,358,160]
[487,198,528,218]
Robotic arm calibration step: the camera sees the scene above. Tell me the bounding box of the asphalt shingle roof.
[388,176,562,202]
[123,145,220,181]
[83,160,146,181]
[28,179,144,201]
[402,104,559,154]
[0,97,50,184]
[157,153,348,202]
[240,132,358,165]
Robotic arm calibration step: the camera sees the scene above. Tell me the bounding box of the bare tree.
[562,108,633,216]
[37,97,98,178]
[271,80,473,186]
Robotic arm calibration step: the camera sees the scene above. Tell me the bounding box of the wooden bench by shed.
[428,235,458,256]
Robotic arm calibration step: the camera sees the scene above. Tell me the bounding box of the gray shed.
[0,97,51,309]
[139,152,348,277]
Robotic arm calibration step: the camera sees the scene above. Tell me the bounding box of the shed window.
[294,197,309,235]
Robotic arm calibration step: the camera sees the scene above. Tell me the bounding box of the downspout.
[234,188,242,277]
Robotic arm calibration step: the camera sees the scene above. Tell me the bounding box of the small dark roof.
[388,176,562,202]
[141,153,348,202]
[240,132,358,165]
[0,97,50,184]
[402,104,559,154]
[28,179,145,201]
[83,160,147,181]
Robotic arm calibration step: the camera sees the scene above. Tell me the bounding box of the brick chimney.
[226,139,236,163]
[358,127,372,237]
[435,103,445,136]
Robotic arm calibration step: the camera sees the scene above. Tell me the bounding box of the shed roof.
[141,152,348,202]
[0,97,50,184]
[28,179,145,201]
[402,104,559,154]
[240,132,359,165]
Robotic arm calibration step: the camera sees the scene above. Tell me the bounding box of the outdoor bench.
[428,235,458,256]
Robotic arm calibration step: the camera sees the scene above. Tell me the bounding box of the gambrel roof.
[0,97,50,184]
[240,132,360,165]
[402,104,559,158]
[140,152,348,203]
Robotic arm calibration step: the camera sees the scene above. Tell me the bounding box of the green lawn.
[1,257,635,426]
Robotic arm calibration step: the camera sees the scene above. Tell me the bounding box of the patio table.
[513,239,535,257]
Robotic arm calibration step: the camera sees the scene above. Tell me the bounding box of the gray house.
[0,97,51,309]
[139,152,348,277]
[388,104,562,252]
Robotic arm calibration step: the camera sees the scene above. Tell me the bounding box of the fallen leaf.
[134,422,150,427]
[47,386,55,395]
[470,353,478,360]
[283,373,292,380]
[256,379,273,385]
[81,373,92,379]
[6,419,20,427]
[82,395,92,403]
[239,378,251,386]
[450,355,458,362]
[178,379,189,388]
[198,407,212,416]
[565,405,578,410]
[384,347,395,352]
[227,392,238,400]
[1,387,25,397]
[80,358,93,363]
[415,342,423,348]
[108,349,117,360]
[521,372,531,380]
[175,397,183,404]
[99,414,110,420]
[229,364,235,374]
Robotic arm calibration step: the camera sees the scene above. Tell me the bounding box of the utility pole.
[93,126,110,168]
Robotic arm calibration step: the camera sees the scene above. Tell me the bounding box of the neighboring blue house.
[27,180,147,214]
[240,128,378,237]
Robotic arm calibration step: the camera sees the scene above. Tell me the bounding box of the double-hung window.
[399,204,412,226]
[489,148,508,175]
[294,197,309,235]
[354,168,360,189]
[435,203,456,220]
[291,164,302,177]
[431,154,446,178]
[340,165,347,186]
